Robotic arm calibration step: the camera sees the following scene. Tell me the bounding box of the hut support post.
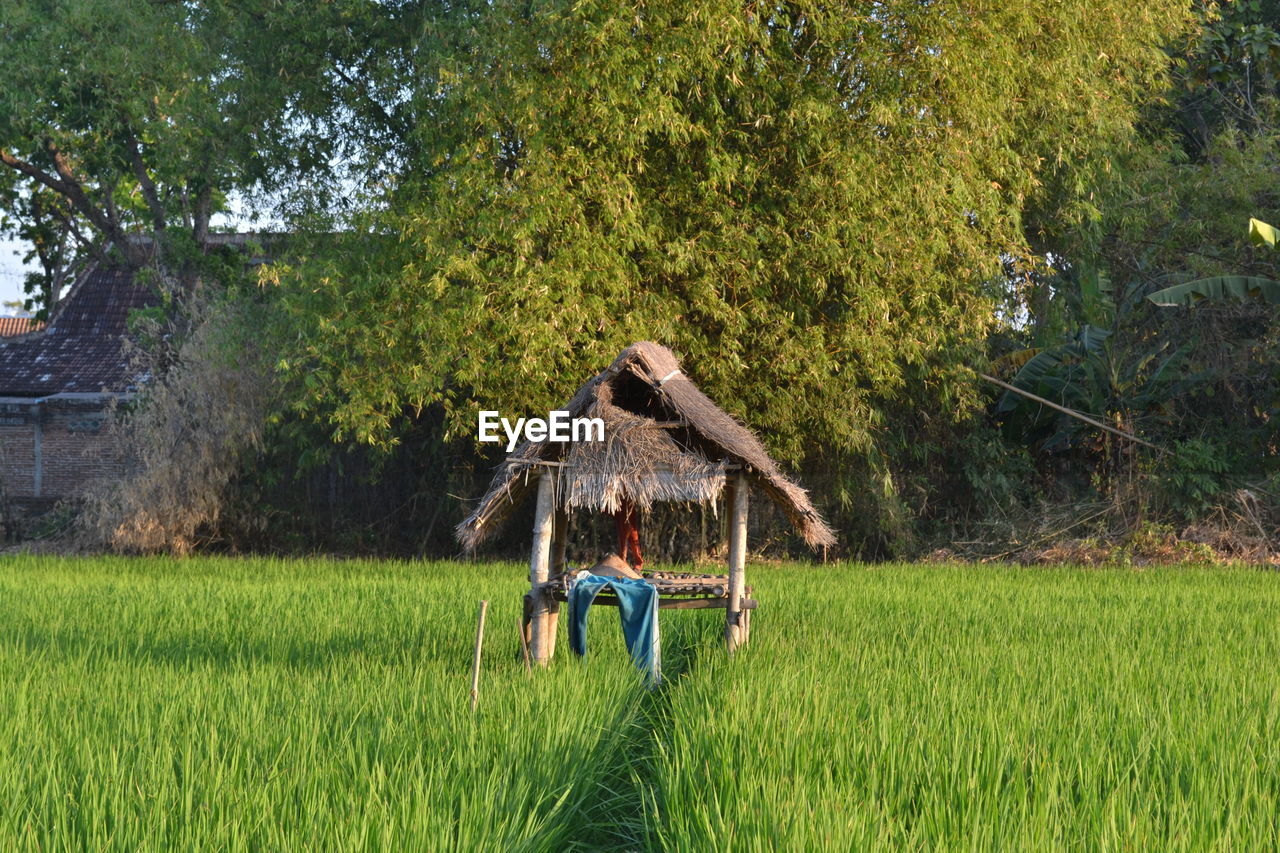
[528,472,555,666]
[547,507,568,660]
[552,507,568,574]
[726,473,748,653]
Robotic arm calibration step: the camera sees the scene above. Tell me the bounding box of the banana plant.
[998,278,1194,452]
[1147,275,1280,306]
[1146,219,1280,306]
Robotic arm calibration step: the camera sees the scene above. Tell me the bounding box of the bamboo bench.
[540,571,758,611]
[520,570,756,662]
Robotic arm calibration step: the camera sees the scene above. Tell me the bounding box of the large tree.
[277,0,1192,548]
[0,0,412,311]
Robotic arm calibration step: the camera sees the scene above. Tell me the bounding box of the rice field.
[1,556,1279,850]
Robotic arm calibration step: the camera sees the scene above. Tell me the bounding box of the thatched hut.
[456,341,835,663]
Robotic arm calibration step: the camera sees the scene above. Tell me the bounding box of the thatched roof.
[455,341,837,551]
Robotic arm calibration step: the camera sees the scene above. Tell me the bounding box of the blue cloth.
[567,573,661,684]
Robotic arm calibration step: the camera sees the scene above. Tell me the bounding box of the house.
[0,317,44,338]
[0,262,157,517]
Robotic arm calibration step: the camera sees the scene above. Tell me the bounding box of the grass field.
[1,556,1279,850]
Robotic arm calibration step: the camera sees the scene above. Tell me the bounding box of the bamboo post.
[517,615,532,672]
[546,602,560,660]
[726,472,748,653]
[528,472,555,666]
[470,600,488,711]
[545,506,567,661]
[700,503,707,560]
[552,507,569,574]
[718,491,730,558]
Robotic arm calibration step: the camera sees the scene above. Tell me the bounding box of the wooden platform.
[541,571,758,610]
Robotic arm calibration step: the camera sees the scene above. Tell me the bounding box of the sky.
[0,196,263,316]
[0,236,33,313]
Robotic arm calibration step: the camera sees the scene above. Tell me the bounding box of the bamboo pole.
[528,472,555,666]
[517,615,532,672]
[564,596,759,610]
[545,505,567,662]
[725,472,748,653]
[470,600,488,712]
[552,507,568,574]
[978,372,1168,454]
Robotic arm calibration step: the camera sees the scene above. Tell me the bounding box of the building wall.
[0,395,122,515]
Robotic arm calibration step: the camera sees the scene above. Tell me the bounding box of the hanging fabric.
[567,572,661,685]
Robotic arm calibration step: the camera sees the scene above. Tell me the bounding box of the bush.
[78,293,275,554]
[1156,438,1234,521]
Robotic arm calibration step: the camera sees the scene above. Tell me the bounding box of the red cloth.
[612,500,644,570]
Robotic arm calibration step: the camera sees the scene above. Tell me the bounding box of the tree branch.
[125,132,168,233]
[0,147,73,197]
[43,143,120,236]
[3,144,145,269]
[192,181,212,246]
[331,62,410,140]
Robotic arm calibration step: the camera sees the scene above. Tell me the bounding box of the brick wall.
[0,395,124,515]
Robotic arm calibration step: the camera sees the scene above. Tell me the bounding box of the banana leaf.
[990,347,1043,374]
[1146,276,1280,306]
[1250,218,1280,248]
[995,325,1109,414]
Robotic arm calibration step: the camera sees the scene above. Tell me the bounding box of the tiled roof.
[0,317,43,337]
[0,265,158,396]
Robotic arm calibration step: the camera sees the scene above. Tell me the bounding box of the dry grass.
[458,341,835,551]
[940,488,1280,568]
[77,294,274,554]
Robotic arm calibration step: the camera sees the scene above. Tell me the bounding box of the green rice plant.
[0,556,651,852]
[643,564,1280,851]
[2,557,1280,851]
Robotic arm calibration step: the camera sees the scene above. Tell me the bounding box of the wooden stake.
[517,615,532,672]
[470,600,489,712]
[528,472,555,666]
[726,472,748,653]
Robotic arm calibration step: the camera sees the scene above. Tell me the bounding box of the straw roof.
[455,341,837,551]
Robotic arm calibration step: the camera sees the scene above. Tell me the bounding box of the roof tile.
[0,266,157,396]
[0,317,44,338]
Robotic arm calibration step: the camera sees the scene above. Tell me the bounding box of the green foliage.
[956,421,1041,511]
[998,279,1194,451]
[1147,274,1280,305]
[1082,123,1280,297]
[1144,220,1280,306]
[0,0,387,305]
[277,1,1193,528]
[1176,0,1280,153]
[0,0,1229,550]
[0,0,355,196]
[1157,437,1235,519]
